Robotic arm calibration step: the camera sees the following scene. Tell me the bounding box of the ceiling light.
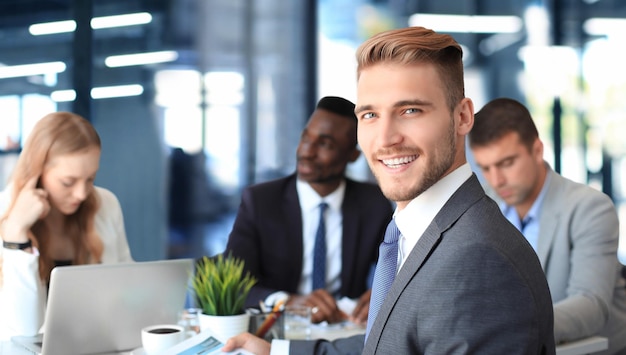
[408,14,523,34]
[29,20,76,35]
[51,85,145,101]
[91,84,144,99]
[50,90,76,102]
[0,61,66,79]
[583,18,626,36]
[91,12,152,29]
[29,12,152,36]
[105,51,179,67]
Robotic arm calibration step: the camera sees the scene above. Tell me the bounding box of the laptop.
[12,258,194,355]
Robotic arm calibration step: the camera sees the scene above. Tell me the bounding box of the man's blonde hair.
[356,26,465,112]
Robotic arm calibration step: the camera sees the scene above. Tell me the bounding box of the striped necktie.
[365,219,400,340]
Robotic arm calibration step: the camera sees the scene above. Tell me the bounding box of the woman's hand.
[2,176,50,243]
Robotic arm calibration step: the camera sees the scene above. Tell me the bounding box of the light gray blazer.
[538,166,626,354]
[290,175,555,354]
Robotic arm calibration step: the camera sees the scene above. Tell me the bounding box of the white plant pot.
[199,313,250,343]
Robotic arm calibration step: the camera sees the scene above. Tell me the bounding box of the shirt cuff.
[270,339,290,355]
[264,291,290,309]
[1,245,39,257]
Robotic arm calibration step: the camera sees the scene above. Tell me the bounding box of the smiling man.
[223,27,555,355]
[350,27,554,355]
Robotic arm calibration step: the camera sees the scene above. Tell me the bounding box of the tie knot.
[384,219,401,244]
[319,202,328,212]
[520,216,531,232]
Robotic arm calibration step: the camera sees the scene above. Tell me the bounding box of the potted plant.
[191,253,257,341]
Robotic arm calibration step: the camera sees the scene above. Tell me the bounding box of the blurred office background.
[0,0,625,264]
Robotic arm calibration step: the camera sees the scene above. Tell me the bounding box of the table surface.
[1,334,609,355]
[555,336,608,355]
[310,321,366,341]
[0,340,134,355]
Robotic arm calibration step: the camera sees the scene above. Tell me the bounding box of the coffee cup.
[141,324,185,354]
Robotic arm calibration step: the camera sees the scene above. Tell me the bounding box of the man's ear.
[457,98,475,136]
[532,138,544,162]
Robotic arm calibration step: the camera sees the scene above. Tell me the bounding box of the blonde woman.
[0,112,133,340]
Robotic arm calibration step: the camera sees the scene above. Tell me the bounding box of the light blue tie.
[365,219,400,340]
[312,202,328,290]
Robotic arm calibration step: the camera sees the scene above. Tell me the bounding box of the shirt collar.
[501,166,552,223]
[296,178,346,212]
[395,163,473,236]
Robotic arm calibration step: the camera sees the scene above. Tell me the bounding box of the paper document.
[161,329,254,355]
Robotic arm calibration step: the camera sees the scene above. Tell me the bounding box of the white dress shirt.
[295,179,344,295]
[395,163,473,271]
[0,186,134,340]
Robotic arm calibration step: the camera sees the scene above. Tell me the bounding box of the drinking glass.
[177,307,202,338]
[283,305,312,340]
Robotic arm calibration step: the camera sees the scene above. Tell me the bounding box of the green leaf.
[191,253,257,316]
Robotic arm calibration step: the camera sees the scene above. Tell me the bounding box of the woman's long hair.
[1,112,104,284]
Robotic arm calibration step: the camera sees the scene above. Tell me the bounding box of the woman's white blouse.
[0,186,133,340]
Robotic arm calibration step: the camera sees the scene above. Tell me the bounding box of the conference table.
[0,332,609,355]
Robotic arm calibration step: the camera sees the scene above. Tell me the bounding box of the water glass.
[284,305,312,340]
[177,307,202,338]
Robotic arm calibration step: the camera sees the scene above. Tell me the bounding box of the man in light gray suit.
[223,27,555,355]
[469,97,626,354]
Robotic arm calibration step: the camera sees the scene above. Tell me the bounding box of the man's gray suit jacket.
[290,174,556,354]
[538,166,626,353]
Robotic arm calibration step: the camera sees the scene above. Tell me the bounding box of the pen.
[255,299,285,338]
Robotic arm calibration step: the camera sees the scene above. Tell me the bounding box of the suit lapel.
[536,167,561,267]
[283,175,305,284]
[365,175,485,349]
[340,180,359,294]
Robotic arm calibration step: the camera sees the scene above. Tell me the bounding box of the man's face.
[296,108,358,189]
[355,62,472,209]
[471,132,544,207]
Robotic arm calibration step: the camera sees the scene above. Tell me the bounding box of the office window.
[0,96,20,151]
[157,69,243,190]
[0,94,56,188]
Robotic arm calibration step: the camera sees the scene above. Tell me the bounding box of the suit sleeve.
[225,187,279,306]
[553,190,619,343]
[288,334,365,355]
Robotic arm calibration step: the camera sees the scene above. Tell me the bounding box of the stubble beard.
[373,119,457,204]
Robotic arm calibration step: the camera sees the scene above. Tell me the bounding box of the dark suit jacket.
[291,174,555,354]
[225,174,393,308]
